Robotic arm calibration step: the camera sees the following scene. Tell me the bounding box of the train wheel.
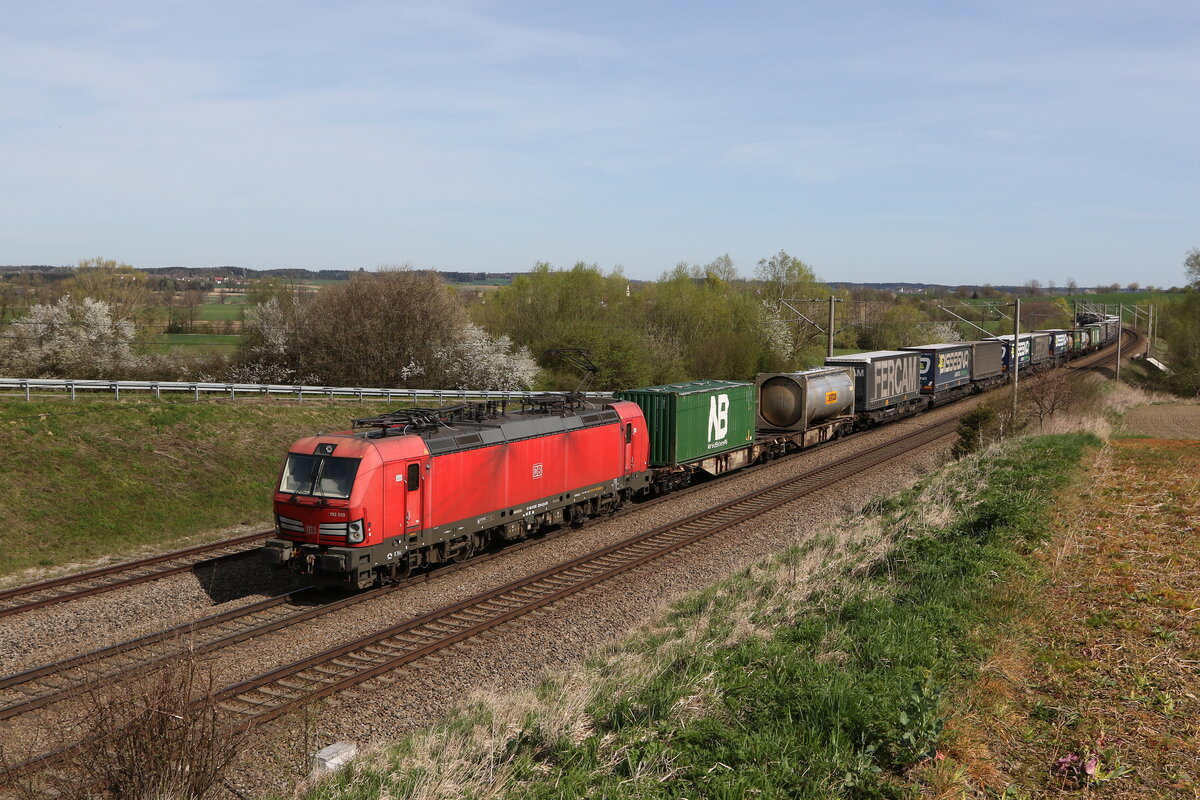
[389,558,413,583]
[448,537,476,564]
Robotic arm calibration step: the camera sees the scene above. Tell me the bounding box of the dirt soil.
[1123,403,1200,440]
[931,437,1200,798]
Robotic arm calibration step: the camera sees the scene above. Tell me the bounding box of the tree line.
[1,253,1197,397]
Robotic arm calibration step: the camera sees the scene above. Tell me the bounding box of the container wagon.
[898,343,973,404]
[996,334,1031,372]
[965,340,1006,390]
[753,367,855,449]
[1035,330,1072,362]
[824,350,922,426]
[1104,317,1121,343]
[1028,332,1051,367]
[614,380,756,484]
[1067,329,1088,355]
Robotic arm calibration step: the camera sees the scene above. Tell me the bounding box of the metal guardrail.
[0,378,612,403]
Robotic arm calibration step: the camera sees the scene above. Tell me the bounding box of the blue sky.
[2,1,1197,287]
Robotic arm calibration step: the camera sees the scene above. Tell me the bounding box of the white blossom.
[759,300,794,359]
[436,323,538,390]
[916,322,965,344]
[241,298,291,358]
[1,295,138,377]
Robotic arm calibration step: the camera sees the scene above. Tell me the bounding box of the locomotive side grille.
[276,515,304,533]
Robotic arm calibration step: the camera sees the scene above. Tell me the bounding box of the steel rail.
[0,531,270,619]
[0,527,566,723]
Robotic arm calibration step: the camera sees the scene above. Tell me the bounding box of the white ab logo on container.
[708,394,729,442]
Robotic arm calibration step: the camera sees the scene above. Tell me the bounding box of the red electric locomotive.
[262,399,651,589]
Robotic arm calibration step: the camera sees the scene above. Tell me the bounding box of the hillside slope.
[0,396,386,582]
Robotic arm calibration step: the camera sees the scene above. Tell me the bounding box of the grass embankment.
[0,397,387,581]
[296,433,1099,800]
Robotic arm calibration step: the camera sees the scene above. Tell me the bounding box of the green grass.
[296,433,1099,800]
[194,300,246,321]
[0,397,391,579]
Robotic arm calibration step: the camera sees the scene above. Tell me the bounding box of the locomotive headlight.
[347,518,365,544]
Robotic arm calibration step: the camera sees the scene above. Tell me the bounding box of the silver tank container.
[755,367,855,431]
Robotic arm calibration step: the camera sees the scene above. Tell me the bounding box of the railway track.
[4,413,960,784]
[212,414,958,726]
[0,524,586,726]
[0,531,270,620]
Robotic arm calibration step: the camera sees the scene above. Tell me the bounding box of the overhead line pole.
[1115,303,1123,382]
[827,296,836,359]
[779,296,848,360]
[1011,298,1020,422]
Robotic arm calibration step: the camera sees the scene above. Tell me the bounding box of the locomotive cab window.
[279,454,360,499]
[406,463,421,491]
[625,423,633,443]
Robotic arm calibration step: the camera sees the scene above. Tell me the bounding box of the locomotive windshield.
[279,454,361,499]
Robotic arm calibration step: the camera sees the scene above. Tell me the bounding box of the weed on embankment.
[295,433,1098,800]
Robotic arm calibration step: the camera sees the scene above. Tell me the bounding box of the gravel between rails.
[2,401,966,792]
[0,552,310,677]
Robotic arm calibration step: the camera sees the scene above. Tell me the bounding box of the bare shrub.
[3,652,247,800]
[288,268,470,388]
[952,401,1004,457]
[1025,369,1077,431]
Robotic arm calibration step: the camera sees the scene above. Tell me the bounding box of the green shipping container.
[615,380,756,467]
